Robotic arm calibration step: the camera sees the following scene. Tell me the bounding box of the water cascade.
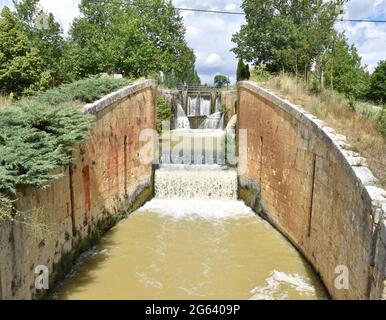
[155,166,237,200]
[188,96,200,116]
[199,112,224,130]
[175,103,190,129]
[200,97,211,116]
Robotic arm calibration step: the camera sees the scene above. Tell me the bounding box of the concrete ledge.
[82,79,158,115]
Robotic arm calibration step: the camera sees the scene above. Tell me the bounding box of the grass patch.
[251,73,386,185]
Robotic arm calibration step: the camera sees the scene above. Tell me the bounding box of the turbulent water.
[188,96,199,116]
[199,112,224,130]
[187,96,212,117]
[155,167,237,200]
[200,97,211,116]
[175,103,190,130]
[54,199,326,300]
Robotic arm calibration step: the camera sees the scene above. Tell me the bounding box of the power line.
[175,7,386,23]
[89,1,386,24]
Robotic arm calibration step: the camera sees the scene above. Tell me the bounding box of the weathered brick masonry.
[237,81,386,300]
[0,80,157,300]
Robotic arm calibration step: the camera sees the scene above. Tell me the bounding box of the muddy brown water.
[54,199,327,300]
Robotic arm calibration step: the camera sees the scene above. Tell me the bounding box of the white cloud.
[173,0,244,84]
[225,3,237,11]
[205,53,222,65]
[337,0,386,72]
[39,0,80,33]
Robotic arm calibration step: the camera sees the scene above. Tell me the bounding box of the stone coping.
[82,79,157,115]
[238,81,386,224]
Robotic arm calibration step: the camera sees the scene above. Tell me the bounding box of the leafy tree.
[163,63,201,87]
[0,2,68,94]
[237,59,250,81]
[323,33,369,99]
[0,6,47,94]
[369,60,386,104]
[232,0,346,84]
[214,75,230,88]
[13,0,68,85]
[156,97,171,134]
[69,0,199,81]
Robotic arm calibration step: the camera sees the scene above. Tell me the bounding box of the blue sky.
[1,0,386,84]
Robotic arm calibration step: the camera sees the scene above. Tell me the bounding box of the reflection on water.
[54,200,327,300]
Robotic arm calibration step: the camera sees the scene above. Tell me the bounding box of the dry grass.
[254,74,386,186]
[0,94,13,109]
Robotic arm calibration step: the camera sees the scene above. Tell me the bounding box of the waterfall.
[175,103,190,129]
[160,130,226,165]
[187,96,211,116]
[154,167,238,200]
[188,96,199,116]
[199,112,224,129]
[200,97,211,116]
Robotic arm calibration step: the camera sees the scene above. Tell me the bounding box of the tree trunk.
[320,64,324,90]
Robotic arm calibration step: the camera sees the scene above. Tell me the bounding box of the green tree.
[13,0,68,85]
[214,75,230,88]
[323,33,369,99]
[237,59,250,81]
[69,0,198,81]
[232,0,346,84]
[369,60,386,103]
[0,6,46,94]
[163,62,201,87]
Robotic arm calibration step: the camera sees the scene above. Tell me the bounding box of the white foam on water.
[170,129,225,137]
[200,97,211,116]
[175,103,190,129]
[154,169,238,200]
[249,270,316,300]
[137,199,255,220]
[188,96,200,116]
[159,164,229,171]
[199,112,224,130]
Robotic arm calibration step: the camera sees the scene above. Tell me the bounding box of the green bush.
[250,64,270,82]
[237,59,250,81]
[0,103,93,194]
[309,79,321,95]
[35,75,130,105]
[156,97,172,134]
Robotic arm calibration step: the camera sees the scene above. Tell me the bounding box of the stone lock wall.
[221,90,237,124]
[0,80,157,300]
[237,81,386,300]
